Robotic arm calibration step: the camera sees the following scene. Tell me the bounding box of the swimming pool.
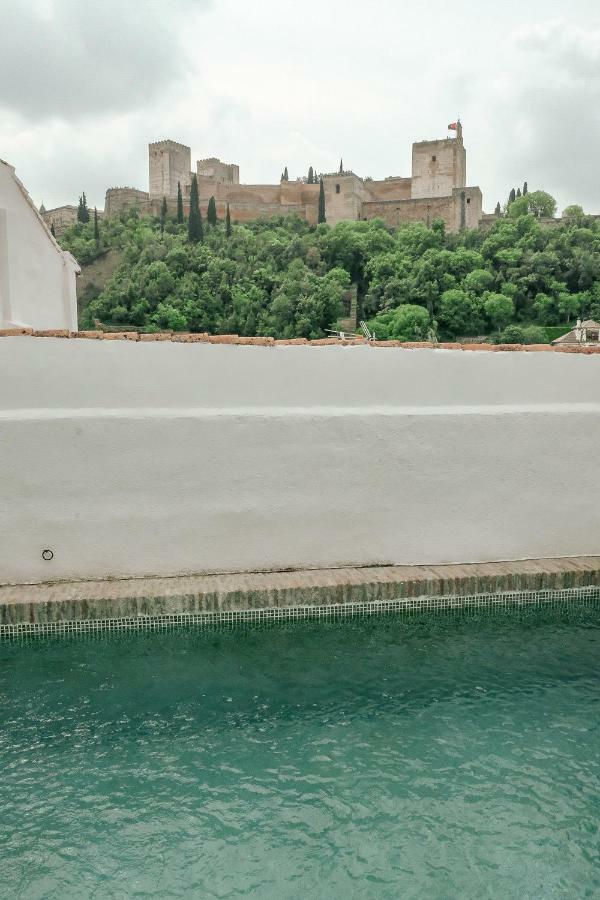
[1,607,599,898]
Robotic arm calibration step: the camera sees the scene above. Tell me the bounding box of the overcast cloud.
[1,0,598,215]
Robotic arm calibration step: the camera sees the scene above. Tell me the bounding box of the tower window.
[432,155,437,162]
[467,198,471,204]
[335,184,341,194]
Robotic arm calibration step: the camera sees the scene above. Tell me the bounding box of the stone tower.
[148,140,191,200]
[411,122,466,200]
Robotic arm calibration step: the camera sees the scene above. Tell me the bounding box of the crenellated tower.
[148,140,192,200]
[410,122,466,200]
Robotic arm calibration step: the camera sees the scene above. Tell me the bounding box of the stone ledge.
[2,331,600,353]
[2,557,599,626]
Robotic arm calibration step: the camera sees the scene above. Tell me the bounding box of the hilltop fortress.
[45,123,483,234]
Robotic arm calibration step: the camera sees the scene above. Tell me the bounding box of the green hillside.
[60,209,600,341]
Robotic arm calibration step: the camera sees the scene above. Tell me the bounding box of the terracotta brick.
[274,338,309,345]
[207,335,238,344]
[32,329,70,338]
[340,338,366,346]
[436,342,461,350]
[139,332,171,341]
[554,345,581,354]
[399,341,434,349]
[233,336,274,346]
[522,344,553,352]
[309,338,342,345]
[369,340,402,347]
[72,330,103,339]
[102,332,139,341]
[460,343,493,351]
[0,327,34,336]
[171,332,210,342]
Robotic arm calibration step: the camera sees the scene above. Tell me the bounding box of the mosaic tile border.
[1,586,599,640]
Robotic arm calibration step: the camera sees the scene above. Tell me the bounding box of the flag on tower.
[448,122,458,131]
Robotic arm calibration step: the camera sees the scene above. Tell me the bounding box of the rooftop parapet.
[149,139,191,152]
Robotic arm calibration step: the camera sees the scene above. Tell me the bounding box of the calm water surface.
[1,609,599,899]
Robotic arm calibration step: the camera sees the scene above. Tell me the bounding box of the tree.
[160,196,168,232]
[207,195,217,226]
[563,204,584,218]
[226,202,232,238]
[318,178,326,224]
[523,181,528,196]
[176,181,184,224]
[438,289,484,337]
[188,174,203,243]
[368,304,430,341]
[495,202,501,216]
[50,221,56,238]
[77,192,90,223]
[508,191,557,219]
[516,187,522,198]
[508,188,516,204]
[484,291,514,332]
[282,167,289,182]
[308,166,314,184]
[339,159,344,175]
[558,291,582,323]
[93,207,100,243]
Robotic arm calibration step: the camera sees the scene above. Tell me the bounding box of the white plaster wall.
[0,163,79,331]
[2,339,600,584]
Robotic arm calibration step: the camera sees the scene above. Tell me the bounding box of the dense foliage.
[60,205,600,341]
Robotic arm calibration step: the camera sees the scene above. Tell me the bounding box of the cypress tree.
[93,206,100,242]
[77,191,90,223]
[494,201,501,216]
[207,195,217,226]
[176,181,184,223]
[308,166,314,184]
[516,187,522,198]
[339,159,344,175]
[318,178,326,224]
[283,166,289,182]
[188,174,203,243]
[160,196,168,232]
[509,188,516,204]
[523,181,528,196]
[226,202,232,238]
[50,221,56,238]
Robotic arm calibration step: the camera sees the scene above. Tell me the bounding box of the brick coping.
[2,557,599,608]
[1,328,598,352]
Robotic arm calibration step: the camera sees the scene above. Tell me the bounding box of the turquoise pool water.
[1,609,599,899]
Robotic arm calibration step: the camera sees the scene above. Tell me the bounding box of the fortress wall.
[363,194,458,230]
[194,182,318,224]
[2,338,600,585]
[41,205,79,236]
[104,188,151,218]
[362,187,482,234]
[367,178,412,202]
[224,202,310,224]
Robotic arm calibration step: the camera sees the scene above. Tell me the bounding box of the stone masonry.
[97,121,482,233]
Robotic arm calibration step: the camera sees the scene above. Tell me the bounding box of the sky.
[1,0,599,215]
